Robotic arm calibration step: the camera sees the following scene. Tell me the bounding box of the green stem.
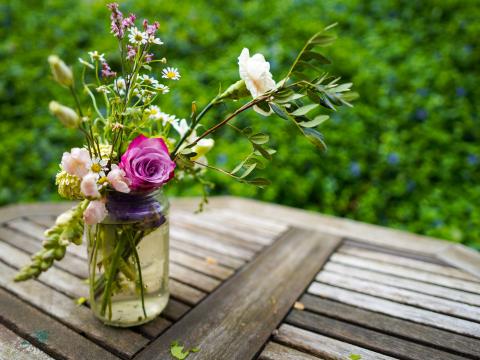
[100,232,126,317]
[129,234,147,318]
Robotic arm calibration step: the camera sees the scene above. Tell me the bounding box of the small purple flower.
[142,19,159,35]
[387,153,399,165]
[126,45,137,61]
[144,53,154,63]
[120,135,176,191]
[107,2,125,39]
[122,13,136,29]
[101,61,116,78]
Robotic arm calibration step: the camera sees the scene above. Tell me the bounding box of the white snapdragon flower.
[238,48,276,116]
[88,51,105,62]
[128,27,148,45]
[96,85,110,94]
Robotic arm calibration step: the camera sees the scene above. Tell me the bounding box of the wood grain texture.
[330,253,480,293]
[0,288,119,360]
[300,294,480,359]
[0,324,54,360]
[339,245,480,282]
[134,228,341,360]
[258,342,322,360]
[274,324,396,360]
[170,248,234,280]
[316,271,480,321]
[308,282,480,338]
[438,244,480,279]
[324,261,480,306]
[286,309,467,360]
[0,261,148,358]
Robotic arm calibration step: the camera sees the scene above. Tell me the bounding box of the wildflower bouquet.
[15,3,355,326]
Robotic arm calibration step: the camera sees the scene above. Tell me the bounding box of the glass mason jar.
[85,189,169,327]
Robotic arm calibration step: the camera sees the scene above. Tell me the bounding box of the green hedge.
[1,0,479,248]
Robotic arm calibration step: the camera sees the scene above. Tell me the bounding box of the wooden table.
[0,196,479,360]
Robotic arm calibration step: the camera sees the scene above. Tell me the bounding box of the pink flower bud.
[84,200,107,225]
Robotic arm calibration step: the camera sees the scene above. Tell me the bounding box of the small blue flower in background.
[216,154,227,166]
[456,87,466,97]
[413,108,428,122]
[349,162,361,177]
[416,88,429,97]
[467,154,478,166]
[387,153,399,165]
[432,219,444,228]
[406,180,416,192]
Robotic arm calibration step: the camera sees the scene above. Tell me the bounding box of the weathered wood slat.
[0,226,88,279]
[0,261,148,358]
[287,309,467,360]
[325,261,480,306]
[316,271,480,321]
[170,227,255,260]
[161,298,191,321]
[169,279,206,306]
[0,202,75,223]
[135,317,172,339]
[438,244,480,279]
[169,262,220,293]
[259,342,322,360]
[206,209,287,237]
[218,196,451,255]
[0,288,119,360]
[331,253,480,294]
[134,228,341,360]
[308,282,480,338]
[170,248,234,280]
[0,240,88,299]
[174,211,274,246]
[300,294,480,359]
[339,245,480,282]
[0,324,54,360]
[274,324,396,360]
[170,238,245,269]
[26,215,56,229]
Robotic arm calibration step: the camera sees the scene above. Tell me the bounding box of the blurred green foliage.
[0,0,479,248]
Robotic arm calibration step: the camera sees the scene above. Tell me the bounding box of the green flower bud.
[54,247,66,260]
[49,101,80,128]
[48,55,73,87]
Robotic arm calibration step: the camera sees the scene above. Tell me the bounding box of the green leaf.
[270,103,290,121]
[275,93,305,104]
[296,61,323,73]
[332,82,352,92]
[349,355,362,360]
[310,34,336,46]
[299,115,329,128]
[242,127,253,136]
[170,341,189,360]
[301,51,331,64]
[246,178,271,187]
[255,101,271,114]
[240,163,257,179]
[291,104,319,116]
[304,128,327,150]
[75,297,87,306]
[249,133,269,145]
[254,144,272,160]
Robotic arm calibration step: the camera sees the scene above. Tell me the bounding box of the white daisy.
[128,27,148,45]
[155,83,170,94]
[139,74,159,87]
[148,35,164,45]
[162,67,181,80]
[145,105,161,120]
[88,51,105,62]
[90,157,108,177]
[114,77,126,95]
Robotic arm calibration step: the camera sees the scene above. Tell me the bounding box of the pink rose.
[84,199,107,225]
[80,173,100,198]
[61,148,92,178]
[107,164,131,193]
[119,135,175,191]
